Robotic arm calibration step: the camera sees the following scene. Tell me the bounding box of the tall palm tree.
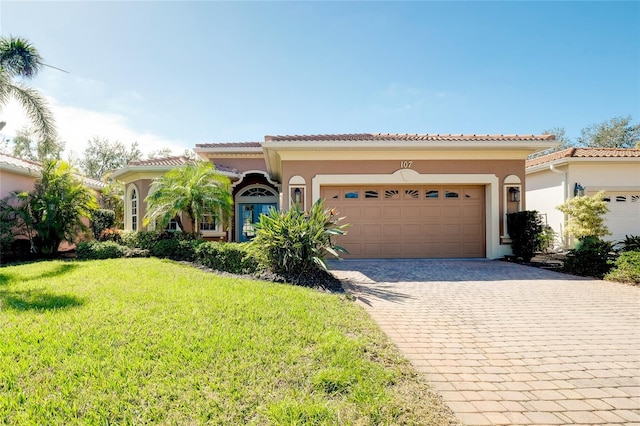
[0,36,56,142]
[144,161,233,233]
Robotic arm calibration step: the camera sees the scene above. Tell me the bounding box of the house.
[0,152,105,251]
[113,133,556,259]
[526,148,640,246]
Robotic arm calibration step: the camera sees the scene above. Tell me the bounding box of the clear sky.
[1,1,639,157]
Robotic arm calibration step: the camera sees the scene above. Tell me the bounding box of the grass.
[0,258,457,425]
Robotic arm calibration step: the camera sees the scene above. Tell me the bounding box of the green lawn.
[0,258,457,425]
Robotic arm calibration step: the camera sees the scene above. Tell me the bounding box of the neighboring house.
[0,152,105,249]
[113,133,556,259]
[526,148,640,247]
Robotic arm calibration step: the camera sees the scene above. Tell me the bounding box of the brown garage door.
[322,185,485,258]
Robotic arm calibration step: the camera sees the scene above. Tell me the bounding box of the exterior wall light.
[574,183,585,197]
[509,187,521,203]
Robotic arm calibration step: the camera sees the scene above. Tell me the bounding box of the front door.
[238,203,277,242]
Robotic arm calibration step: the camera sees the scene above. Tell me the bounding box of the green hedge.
[563,236,615,278]
[195,242,258,274]
[76,241,150,260]
[150,239,205,261]
[605,250,640,284]
[506,211,543,262]
[121,230,198,250]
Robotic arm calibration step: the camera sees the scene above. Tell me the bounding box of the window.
[405,189,419,199]
[130,188,138,231]
[384,189,399,199]
[632,195,639,203]
[345,191,359,199]
[365,190,379,199]
[616,195,627,203]
[200,214,219,231]
[425,190,439,198]
[166,219,179,231]
[445,191,459,198]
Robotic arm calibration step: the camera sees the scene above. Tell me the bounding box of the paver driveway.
[329,259,640,426]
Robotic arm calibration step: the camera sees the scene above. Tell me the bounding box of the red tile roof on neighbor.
[264,133,556,142]
[127,155,194,167]
[526,148,640,168]
[195,142,262,148]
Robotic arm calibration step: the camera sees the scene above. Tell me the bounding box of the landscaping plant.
[605,250,640,284]
[506,210,544,262]
[557,190,609,242]
[249,199,348,274]
[563,236,615,278]
[90,209,116,239]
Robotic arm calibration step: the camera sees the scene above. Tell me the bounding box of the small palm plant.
[250,199,348,274]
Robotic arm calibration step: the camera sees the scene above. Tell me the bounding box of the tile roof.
[0,152,105,188]
[0,152,41,172]
[195,142,262,148]
[264,133,556,142]
[526,148,640,168]
[127,155,193,167]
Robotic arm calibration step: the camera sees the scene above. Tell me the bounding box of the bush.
[121,230,197,250]
[99,227,123,243]
[506,211,544,262]
[195,242,258,274]
[76,241,126,260]
[618,235,640,253]
[605,251,640,284]
[248,199,348,274]
[150,239,204,261]
[91,209,116,239]
[563,236,615,278]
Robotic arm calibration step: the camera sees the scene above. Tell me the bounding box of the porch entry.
[238,203,277,242]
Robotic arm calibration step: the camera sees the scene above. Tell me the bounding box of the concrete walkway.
[330,259,640,426]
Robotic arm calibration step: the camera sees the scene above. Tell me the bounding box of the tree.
[529,127,575,158]
[144,161,233,233]
[557,190,610,241]
[79,137,142,179]
[147,148,173,159]
[99,176,125,228]
[577,116,640,148]
[10,126,64,161]
[0,36,56,142]
[2,160,98,255]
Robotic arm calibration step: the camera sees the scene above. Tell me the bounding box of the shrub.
[248,199,348,274]
[121,230,197,250]
[91,209,116,239]
[605,251,640,284]
[99,227,123,243]
[195,242,258,274]
[557,190,609,240]
[150,239,204,261]
[506,211,544,262]
[76,241,126,260]
[618,235,640,253]
[563,236,615,278]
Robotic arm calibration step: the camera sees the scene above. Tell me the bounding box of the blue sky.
[1,1,638,157]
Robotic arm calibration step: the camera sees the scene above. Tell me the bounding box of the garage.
[321,185,485,258]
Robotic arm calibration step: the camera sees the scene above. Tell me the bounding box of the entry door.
[238,203,277,242]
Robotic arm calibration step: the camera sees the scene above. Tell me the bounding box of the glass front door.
[238,203,277,242]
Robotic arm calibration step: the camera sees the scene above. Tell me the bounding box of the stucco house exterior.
[526,148,640,247]
[113,133,556,259]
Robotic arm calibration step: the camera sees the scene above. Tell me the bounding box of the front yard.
[0,258,457,425]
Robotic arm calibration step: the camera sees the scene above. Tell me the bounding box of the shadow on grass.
[1,288,85,311]
[0,262,79,285]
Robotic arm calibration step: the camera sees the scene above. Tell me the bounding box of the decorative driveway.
[329,259,640,426]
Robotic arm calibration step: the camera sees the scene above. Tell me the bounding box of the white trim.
[289,185,307,210]
[125,183,140,232]
[312,169,501,259]
[289,175,306,185]
[231,169,281,190]
[234,184,280,242]
[504,174,521,184]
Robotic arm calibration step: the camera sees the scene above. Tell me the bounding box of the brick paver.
[330,259,640,426]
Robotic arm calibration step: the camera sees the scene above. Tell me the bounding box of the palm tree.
[0,36,56,142]
[144,161,233,234]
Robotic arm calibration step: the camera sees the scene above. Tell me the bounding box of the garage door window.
[426,190,439,198]
[445,190,459,198]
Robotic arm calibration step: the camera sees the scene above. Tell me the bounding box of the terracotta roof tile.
[195,142,262,148]
[128,155,193,167]
[265,133,556,142]
[526,148,640,168]
[0,152,42,171]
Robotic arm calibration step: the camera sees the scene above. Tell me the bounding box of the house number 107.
[400,161,413,168]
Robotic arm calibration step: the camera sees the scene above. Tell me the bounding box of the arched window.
[130,187,138,231]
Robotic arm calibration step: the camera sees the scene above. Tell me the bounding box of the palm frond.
[4,81,57,141]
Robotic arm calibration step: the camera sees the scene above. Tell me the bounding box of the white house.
[526,148,640,246]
